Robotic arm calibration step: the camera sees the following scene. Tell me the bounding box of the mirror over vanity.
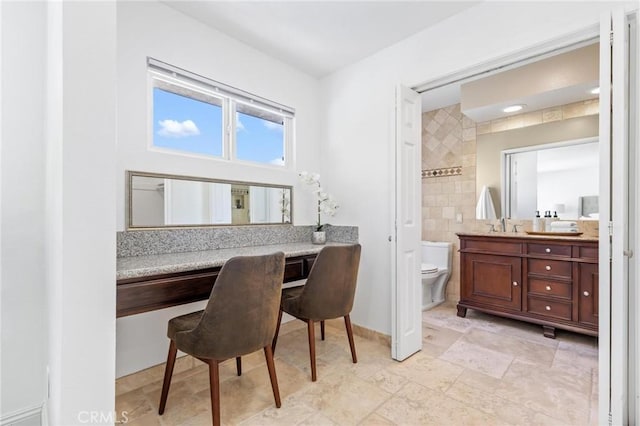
[476,114,599,220]
[127,171,292,229]
[502,137,599,220]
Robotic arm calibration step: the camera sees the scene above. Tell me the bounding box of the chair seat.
[167,310,203,340]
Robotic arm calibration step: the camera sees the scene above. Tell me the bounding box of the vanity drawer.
[528,259,572,279]
[527,243,572,258]
[528,278,572,299]
[527,297,572,321]
[463,239,522,255]
[577,245,598,261]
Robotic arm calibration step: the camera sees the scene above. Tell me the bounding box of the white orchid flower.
[297,170,338,231]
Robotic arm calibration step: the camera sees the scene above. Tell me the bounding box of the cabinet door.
[578,262,599,327]
[462,253,522,311]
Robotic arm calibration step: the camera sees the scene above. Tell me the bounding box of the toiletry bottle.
[553,211,558,219]
[533,211,542,232]
[544,211,552,232]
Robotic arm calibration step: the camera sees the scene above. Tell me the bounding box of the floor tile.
[116,305,598,426]
[376,381,498,425]
[495,359,592,424]
[459,328,556,367]
[440,339,514,379]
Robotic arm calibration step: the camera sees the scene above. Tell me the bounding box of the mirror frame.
[500,136,599,219]
[126,170,293,230]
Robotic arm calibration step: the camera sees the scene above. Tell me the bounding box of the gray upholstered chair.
[159,252,285,426]
[271,244,361,381]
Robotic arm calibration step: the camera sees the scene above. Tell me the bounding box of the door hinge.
[610,30,614,46]
[608,221,613,237]
[608,411,613,426]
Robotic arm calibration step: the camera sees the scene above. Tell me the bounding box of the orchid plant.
[299,171,339,231]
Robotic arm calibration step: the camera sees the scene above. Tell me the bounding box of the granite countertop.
[456,231,599,242]
[117,242,347,280]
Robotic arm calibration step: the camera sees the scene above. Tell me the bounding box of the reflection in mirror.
[502,137,598,220]
[128,171,292,228]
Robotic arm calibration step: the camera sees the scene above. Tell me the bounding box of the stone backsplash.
[117,225,358,257]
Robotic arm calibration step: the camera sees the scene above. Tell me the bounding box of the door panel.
[392,85,422,361]
[463,253,522,311]
[578,263,599,327]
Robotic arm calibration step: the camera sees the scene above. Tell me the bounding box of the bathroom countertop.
[456,231,598,242]
[117,242,348,280]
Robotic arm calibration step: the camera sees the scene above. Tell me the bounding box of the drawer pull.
[545,286,552,291]
[583,291,590,297]
[545,265,552,271]
[545,306,551,311]
[545,248,551,253]
[513,281,518,287]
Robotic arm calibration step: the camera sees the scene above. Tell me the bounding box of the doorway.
[399,13,636,422]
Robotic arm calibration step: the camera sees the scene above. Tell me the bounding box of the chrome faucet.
[500,217,506,232]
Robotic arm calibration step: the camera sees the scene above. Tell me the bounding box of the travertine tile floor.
[116,305,598,425]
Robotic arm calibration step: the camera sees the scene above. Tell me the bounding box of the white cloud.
[236,114,246,132]
[263,121,283,132]
[270,157,285,166]
[157,119,200,138]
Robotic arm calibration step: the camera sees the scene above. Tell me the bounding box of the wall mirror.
[127,171,292,229]
[501,137,599,220]
[476,113,599,219]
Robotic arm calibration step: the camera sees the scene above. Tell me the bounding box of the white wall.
[1,1,47,422]
[116,1,322,231]
[115,2,322,377]
[319,1,631,335]
[46,2,117,424]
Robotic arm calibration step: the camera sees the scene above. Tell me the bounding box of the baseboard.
[325,319,391,347]
[0,404,42,426]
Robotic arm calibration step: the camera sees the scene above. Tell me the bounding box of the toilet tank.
[421,241,452,270]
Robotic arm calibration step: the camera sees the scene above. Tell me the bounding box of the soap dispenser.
[533,211,542,232]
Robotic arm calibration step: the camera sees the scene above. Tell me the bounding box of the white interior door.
[629,10,639,424]
[599,8,632,425]
[391,85,422,361]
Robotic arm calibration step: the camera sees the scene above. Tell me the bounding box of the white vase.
[311,231,326,245]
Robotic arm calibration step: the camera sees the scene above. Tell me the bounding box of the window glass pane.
[235,104,285,166]
[153,87,223,157]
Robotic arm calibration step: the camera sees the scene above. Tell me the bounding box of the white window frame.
[147,57,294,169]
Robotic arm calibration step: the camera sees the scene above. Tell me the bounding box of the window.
[148,58,293,167]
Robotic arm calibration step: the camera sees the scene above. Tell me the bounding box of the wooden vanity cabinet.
[457,234,598,338]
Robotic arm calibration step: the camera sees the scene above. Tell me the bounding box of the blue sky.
[153,88,284,164]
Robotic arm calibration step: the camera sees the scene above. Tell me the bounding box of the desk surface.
[117,242,347,280]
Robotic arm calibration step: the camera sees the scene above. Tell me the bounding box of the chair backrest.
[296,244,361,320]
[174,252,285,360]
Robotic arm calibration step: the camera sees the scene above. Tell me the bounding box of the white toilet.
[421,241,453,311]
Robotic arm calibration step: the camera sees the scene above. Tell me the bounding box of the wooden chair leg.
[307,320,317,381]
[272,308,283,353]
[320,320,325,341]
[344,314,358,363]
[158,340,177,415]
[263,346,281,408]
[208,360,221,426]
[236,357,242,376]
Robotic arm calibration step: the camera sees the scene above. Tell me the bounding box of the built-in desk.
[116,243,343,318]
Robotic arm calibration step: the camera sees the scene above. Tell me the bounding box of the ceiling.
[163,1,479,78]
[422,41,600,119]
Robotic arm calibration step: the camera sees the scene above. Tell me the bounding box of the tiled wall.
[422,99,599,303]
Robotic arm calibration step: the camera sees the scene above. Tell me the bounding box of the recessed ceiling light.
[590,87,600,95]
[503,104,525,113]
